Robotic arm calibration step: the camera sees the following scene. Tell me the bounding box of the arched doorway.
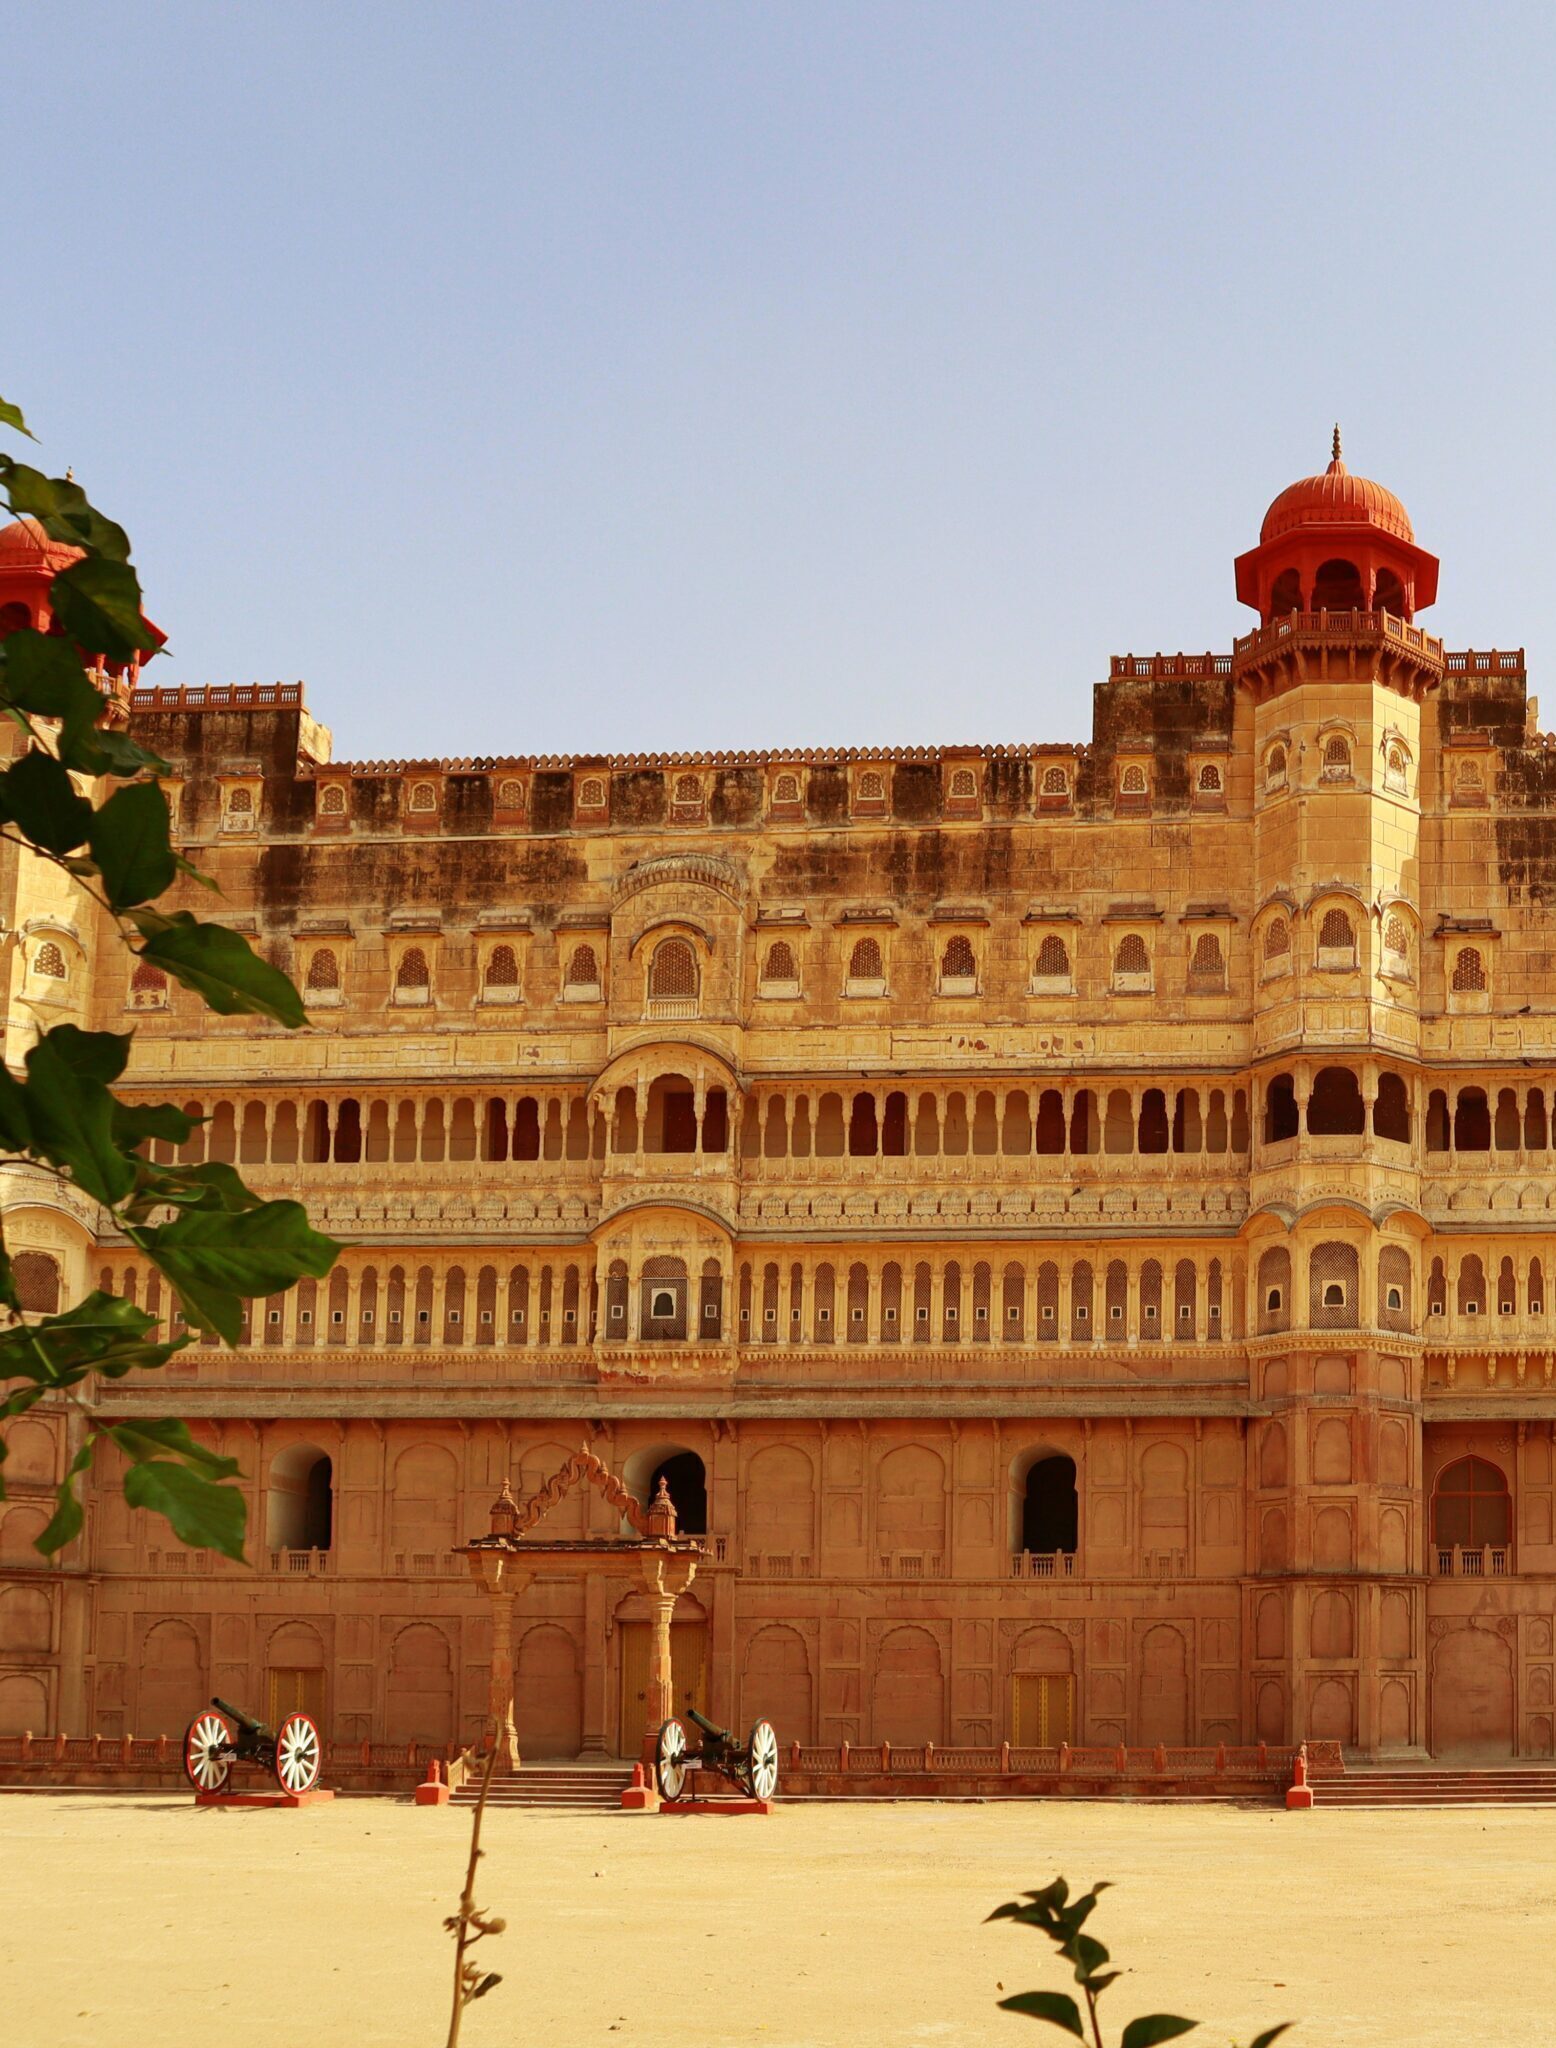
[615,1595,708,1756]
[1009,1625,1074,1747]
[516,1625,583,1758]
[265,1620,327,1728]
[1431,1627,1514,1758]
[265,1443,333,1552]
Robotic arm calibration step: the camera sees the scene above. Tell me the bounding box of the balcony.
[1434,1545,1509,1577]
[1010,1550,1078,1580]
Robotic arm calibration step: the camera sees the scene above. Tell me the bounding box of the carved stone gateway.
[458,1449,703,1775]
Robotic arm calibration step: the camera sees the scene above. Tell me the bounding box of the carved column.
[638,1550,699,1766]
[467,1550,528,1775]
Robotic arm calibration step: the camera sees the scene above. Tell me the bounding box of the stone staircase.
[450,1763,633,1811]
[1315,1765,1556,1808]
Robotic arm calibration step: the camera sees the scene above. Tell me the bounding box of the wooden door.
[267,1666,326,1727]
[616,1621,710,1755]
[1010,1672,1074,1746]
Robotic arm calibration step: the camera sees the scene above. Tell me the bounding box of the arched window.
[130,960,168,1009]
[565,943,600,991]
[577,776,605,810]
[672,773,702,807]
[306,947,340,992]
[1263,916,1290,964]
[483,944,520,998]
[1382,914,1411,974]
[772,771,801,807]
[407,781,437,813]
[1454,759,1485,799]
[856,769,886,804]
[1308,1066,1365,1136]
[1264,1072,1298,1143]
[847,936,884,983]
[648,937,699,1005]
[1265,744,1288,791]
[1118,763,1148,797]
[395,947,429,991]
[649,1450,707,1535]
[762,940,798,986]
[1033,934,1070,985]
[1384,743,1410,792]
[33,941,66,980]
[1196,762,1223,795]
[1374,568,1406,615]
[318,783,346,816]
[1112,933,1150,987]
[940,934,977,986]
[223,786,255,829]
[1040,765,1069,796]
[1312,557,1364,610]
[265,1444,333,1552]
[1269,567,1302,616]
[1373,1071,1411,1143]
[1258,1247,1291,1333]
[1188,932,1225,987]
[497,778,524,810]
[13,1251,60,1314]
[1321,733,1353,779]
[1318,908,1356,963]
[948,767,978,800]
[1432,1457,1510,1552]
[1309,1241,1359,1328]
[1020,1455,1078,1558]
[1379,1245,1412,1329]
[1452,946,1487,993]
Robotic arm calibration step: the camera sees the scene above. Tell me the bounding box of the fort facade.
[1,441,1553,1763]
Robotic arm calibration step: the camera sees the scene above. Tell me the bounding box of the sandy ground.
[1,1792,1552,2048]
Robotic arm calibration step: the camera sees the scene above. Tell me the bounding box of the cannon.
[183,1695,323,1796]
[655,1705,778,1803]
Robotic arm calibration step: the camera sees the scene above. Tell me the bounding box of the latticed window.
[1189,932,1224,983]
[1258,1247,1290,1333]
[566,943,600,988]
[497,779,524,810]
[1197,763,1222,793]
[949,768,977,799]
[763,940,798,984]
[306,948,340,991]
[848,936,883,981]
[1321,733,1352,776]
[1113,933,1150,979]
[130,960,167,1005]
[1385,744,1409,790]
[1309,1241,1359,1329]
[408,781,437,813]
[1119,763,1148,796]
[1034,934,1069,980]
[577,776,605,809]
[14,1251,60,1314]
[1266,745,1287,789]
[1383,915,1411,969]
[1433,1457,1510,1550]
[772,772,800,806]
[673,773,702,806]
[1452,946,1487,992]
[856,770,886,804]
[224,786,255,826]
[941,934,977,982]
[1264,917,1290,961]
[1041,765,1069,796]
[1318,908,1355,954]
[1456,760,1484,794]
[319,783,346,815]
[395,947,430,990]
[34,941,66,980]
[484,944,519,989]
[649,937,698,1000]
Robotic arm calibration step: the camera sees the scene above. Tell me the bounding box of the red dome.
[1259,435,1413,546]
[0,516,83,572]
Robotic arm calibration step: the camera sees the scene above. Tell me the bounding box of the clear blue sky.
[10,3,1555,760]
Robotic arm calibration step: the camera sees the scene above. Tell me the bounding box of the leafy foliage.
[0,394,341,1560]
[990,1878,1293,2048]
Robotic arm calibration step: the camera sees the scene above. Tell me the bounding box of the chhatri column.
[636,1477,700,1766]
[463,1482,531,1776]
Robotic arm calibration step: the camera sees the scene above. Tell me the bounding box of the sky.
[8,2,1556,762]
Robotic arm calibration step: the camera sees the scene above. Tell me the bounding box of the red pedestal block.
[195,1788,336,1810]
[414,1781,452,1806]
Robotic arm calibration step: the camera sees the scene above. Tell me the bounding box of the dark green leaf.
[122,1457,247,1562]
[106,1418,239,1478]
[0,1248,18,1317]
[137,1200,340,1341]
[1247,2029,1294,2048]
[1120,2019,1199,2048]
[112,1099,196,1150]
[49,558,158,659]
[0,1291,182,1385]
[0,1066,33,1152]
[24,1028,135,1203]
[1069,1935,1110,1983]
[145,1160,262,1214]
[80,726,171,779]
[0,397,36,440]
[34,1441,95,1556]
[0,462,131,562]
[0,747,93,853]
[35,1024,130,1087]
[997,1992,1085,2036]
[132,912,305,1028]
[0,629,108,759]
[89,779,175,909]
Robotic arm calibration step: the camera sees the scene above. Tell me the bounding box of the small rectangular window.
[511,1309,525,1323]
[362,1310,374,1324]
[611,1304,624,1319]
[706,1304,718,1318]
[300,1310,312,1324]
[975,1306,988,1321]
[268,1309,281,1324]
[766,1308,778,1322]
[418,1309,430,1322]
[1007,1306,1019,1320]
[331,1310,343,1324]
[1042,1305,1055,1320]
[564,1309,575,1323]
[1110,1305,1123,1321]
[1178,1304,1191,1320]
[390,1310,401,1324]
[1144,1305,1157,1320]
[851,1307,864,1322]
[449,1310,461,1324]
[480,1310,491,1323]
[819,1308,830,1322]
[1209,1304,1220,1319]
[946,1306,958,1321]
[917,1306,929,1320]
[1076,1305,1088,1321]
[885,1307,897,1320]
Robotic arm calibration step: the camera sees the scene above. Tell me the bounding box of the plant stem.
[446,1726,501,2048]
[1084,1985,1105,2048]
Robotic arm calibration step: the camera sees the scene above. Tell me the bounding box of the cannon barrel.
[212,1695,271,1739]
[687,1707,730,1742]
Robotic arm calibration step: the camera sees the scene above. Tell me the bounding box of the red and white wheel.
[184,1710,234,1793]
[274,1711,322,1794]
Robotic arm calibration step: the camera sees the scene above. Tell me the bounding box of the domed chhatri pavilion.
[2,441,1554,1768]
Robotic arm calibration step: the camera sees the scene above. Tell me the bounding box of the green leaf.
[0,747,93,852]
[0,397,36,440]
[0,462,131,562]
[122,1457,247,1562]
[0,1066,35,1152]
[81,726,171,779]
[1068,1935,1110,1983]
[89,778,175,909]
[35,1023,130,1087]
[106,1418,239,1478]
[49,558,158,659]
[0,629,108,756]
[132,912,306,1028]
[0,1291,183,1385]
[24,1028,135,1204]
[1120,2019,1199,2048]
[34,1440,95,1556]
[137,1200,340,1342]
[112,1099,196,1151]
[1247,2029,1294,2048]
[0,1248,19,1317]
[998,1992,1085,2035]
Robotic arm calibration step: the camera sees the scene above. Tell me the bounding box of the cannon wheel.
[274,1711,323,1794]
[655,1718,689,1802]
[184,1709,234,1793]
[746,1719,779,1801]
